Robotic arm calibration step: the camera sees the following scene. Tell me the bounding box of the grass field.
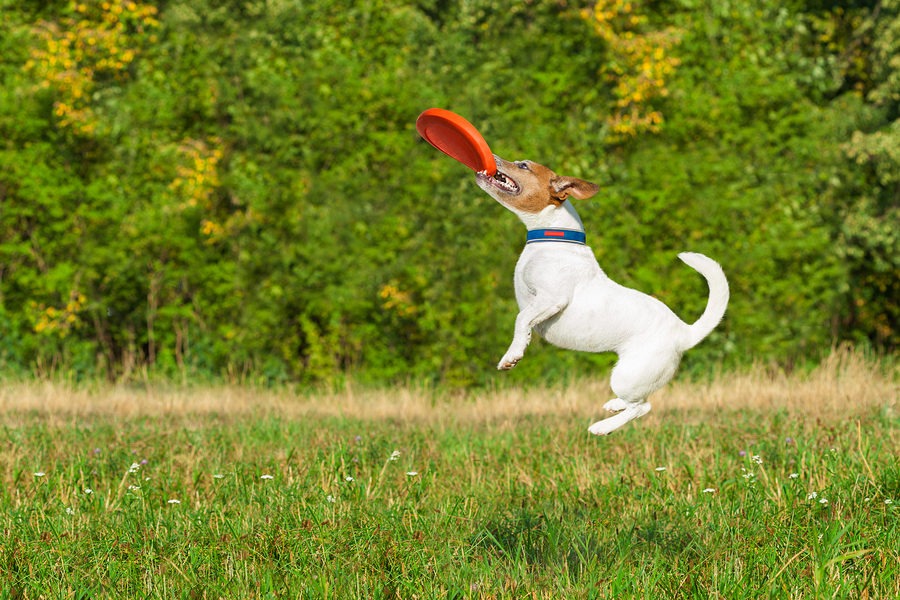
[1,349,897,598]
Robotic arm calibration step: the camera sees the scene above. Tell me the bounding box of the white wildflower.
[389,450,401,461]
[34,472,46,478]
[702,488,716,494]
[167,499,181,504]
[406,471,419,477]
[655,467,667,472]
[326,495,336,503]
[84,488,93,495]
[789,473,799,479]
[807,492,818,500]
[260,474,274,480]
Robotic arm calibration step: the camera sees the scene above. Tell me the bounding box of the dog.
[476,155,729,435]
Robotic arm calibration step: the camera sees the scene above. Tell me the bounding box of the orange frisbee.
[416,108,497,176]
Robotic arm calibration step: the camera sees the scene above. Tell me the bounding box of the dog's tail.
[678,252,729,350]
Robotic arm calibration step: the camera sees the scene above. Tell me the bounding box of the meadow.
[0,349,897,599]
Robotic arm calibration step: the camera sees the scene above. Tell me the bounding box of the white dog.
[476,155,729,435]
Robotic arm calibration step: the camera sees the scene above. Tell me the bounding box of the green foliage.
[0,0,896,385]
[836,0,900,349]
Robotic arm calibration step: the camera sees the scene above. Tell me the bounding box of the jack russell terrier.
[476,155,729,435]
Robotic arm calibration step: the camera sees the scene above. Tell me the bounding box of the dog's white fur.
[476,155,729,435]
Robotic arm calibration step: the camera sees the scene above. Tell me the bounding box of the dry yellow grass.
[1,348,895,428]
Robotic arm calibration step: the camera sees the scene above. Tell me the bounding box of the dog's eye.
[516,161,530,170]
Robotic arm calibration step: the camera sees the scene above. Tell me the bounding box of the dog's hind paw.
[589,403,652,436]
[588,418,620,436]
[603,398,629,413]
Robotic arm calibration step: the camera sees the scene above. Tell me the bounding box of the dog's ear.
[550,176,599,203]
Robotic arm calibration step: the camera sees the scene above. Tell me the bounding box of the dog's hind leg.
[589,347,681,435]
[609,346,681,403]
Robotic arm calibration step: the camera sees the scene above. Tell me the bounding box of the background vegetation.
[1,0,897,386]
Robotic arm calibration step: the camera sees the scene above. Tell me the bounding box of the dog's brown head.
[476,155,599,214]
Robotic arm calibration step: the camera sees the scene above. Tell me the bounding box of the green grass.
[1,364,897,598]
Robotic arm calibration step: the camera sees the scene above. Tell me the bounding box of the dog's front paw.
[497,355,521,370]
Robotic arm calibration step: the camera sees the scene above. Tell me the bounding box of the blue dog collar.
[526,229,586,245]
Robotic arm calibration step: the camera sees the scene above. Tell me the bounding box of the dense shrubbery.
[0,0,896,386]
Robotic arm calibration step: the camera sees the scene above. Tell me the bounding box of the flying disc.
[416,108,497,176]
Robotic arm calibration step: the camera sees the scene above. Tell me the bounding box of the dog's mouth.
[477,169,520,195]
